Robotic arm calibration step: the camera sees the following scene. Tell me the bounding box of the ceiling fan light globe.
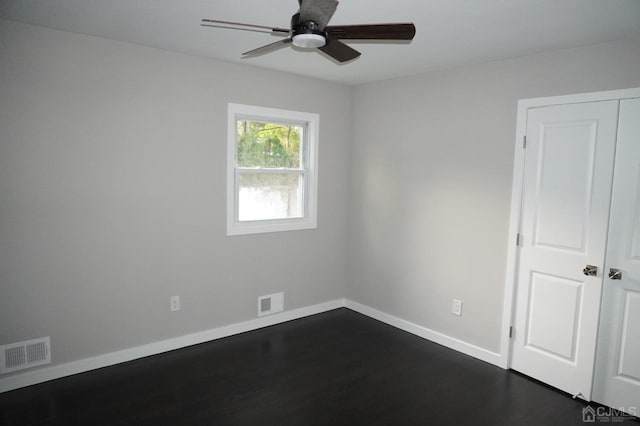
[292,33,326,48]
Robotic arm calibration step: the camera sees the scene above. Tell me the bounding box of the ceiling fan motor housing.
[291,13,326,48]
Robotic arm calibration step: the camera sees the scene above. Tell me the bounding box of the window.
[227,103,319,235]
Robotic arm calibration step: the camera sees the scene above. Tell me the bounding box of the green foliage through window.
[237,121,302,168]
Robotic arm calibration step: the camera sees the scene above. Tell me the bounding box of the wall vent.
[0,337,51,374]
[260,297,271,313]
[258,292,284,316]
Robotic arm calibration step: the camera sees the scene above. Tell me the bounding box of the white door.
[593,98,640,414]
[511,100,619,399]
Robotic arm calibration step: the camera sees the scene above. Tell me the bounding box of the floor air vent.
[0,337,51,374]
[258,292,284,316]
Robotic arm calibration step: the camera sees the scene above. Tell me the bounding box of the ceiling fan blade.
[326,23,416,40]
[318,36,361,63]
[242,38,293,57]
[299,0,338,31]
[201,19,289,35]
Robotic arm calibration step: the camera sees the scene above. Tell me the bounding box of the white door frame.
[499,87,640,370]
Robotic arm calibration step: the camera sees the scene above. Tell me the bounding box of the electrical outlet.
[170,296,180,312]
[452,299,463,316]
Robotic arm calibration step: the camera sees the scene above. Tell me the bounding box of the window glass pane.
[237,121,303,168]
[238,173,303,221]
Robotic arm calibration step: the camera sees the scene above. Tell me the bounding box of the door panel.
[629,166,640,260]
[511,100,619,399]
[618,290,640,381]
[526,272,582,361]
[533,120,597,253]
[593,98,640,412]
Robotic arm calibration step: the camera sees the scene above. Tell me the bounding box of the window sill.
[226,217,317,236]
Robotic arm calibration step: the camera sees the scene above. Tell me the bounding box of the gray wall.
[347,39,640,353]
[0,20,351,369]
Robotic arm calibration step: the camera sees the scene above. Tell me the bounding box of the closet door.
[510,100,619,399]
[593,98,640,413]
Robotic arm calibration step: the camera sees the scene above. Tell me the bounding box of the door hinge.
[509,326,514,339]
[516,233,522,246]
[523,135,527,149]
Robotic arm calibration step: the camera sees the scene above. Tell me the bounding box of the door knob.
[609,268,622,280]
[583,265,598,276]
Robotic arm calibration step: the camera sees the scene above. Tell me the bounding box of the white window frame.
[227,103,319,236]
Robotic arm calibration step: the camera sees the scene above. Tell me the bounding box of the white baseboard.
[0,299,346,393]
[344,300,502,367]
[1,298,503,393]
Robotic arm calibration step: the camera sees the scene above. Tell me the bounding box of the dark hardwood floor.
[0,308,636,425]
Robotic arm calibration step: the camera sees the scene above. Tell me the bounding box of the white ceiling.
[2,0,640,85]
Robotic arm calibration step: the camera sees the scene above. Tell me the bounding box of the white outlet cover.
[170,296,180,312]
[452,299,463,316]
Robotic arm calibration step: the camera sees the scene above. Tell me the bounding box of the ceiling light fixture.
[292,33,326,48]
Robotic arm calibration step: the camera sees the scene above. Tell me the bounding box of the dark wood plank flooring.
[0,308,636,425]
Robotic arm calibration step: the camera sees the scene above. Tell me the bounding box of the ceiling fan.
[201,0,416,63]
